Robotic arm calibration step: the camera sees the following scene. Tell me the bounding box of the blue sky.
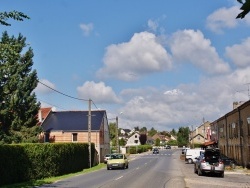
[1,0,250,131]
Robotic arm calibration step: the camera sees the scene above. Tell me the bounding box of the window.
[72,133,78,142]
[134,140,138,144]
[135,135,137,138]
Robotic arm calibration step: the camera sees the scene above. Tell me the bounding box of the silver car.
[194,148,225,177]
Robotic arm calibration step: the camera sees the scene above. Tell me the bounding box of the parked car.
[194,148,225,177]
[220,154,237,167]
[104,154,111,164]
[182,147,190,154]
[152,148,159,154]
[165,145,171,149]
[107,153,129,170]
[185,149,204,164]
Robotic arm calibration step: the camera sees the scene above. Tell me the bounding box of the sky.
[1,0,250,131]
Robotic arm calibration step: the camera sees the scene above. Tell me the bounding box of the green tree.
[155,138,160,146]
[0,11,30,26]
[119,138,126,146]
[0,31,41,143]
[170,128,177,136]
[177,127,190,147]
[139,126,147,133]
[109,122,117,145]
[148,127,157,137]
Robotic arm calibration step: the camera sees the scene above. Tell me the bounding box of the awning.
[204,140,216,146]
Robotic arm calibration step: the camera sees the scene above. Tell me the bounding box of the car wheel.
[220,172,224,178]
[127,164,129,169]
[107,166,110,170]
[198,167,202,176]
[188,158,193,164]
[194,166,197,174]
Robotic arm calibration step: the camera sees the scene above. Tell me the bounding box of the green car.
[107,153,129,170]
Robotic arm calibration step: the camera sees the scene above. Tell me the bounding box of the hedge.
[0,143,95,186]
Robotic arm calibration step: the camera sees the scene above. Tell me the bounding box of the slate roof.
[41,110,107,132]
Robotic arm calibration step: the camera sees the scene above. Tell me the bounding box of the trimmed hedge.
[0,143,95,186]
[127,145,152,154]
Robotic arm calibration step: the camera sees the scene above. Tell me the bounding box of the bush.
[0,143,94,186]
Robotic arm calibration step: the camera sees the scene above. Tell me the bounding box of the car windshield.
[111,154,123,159]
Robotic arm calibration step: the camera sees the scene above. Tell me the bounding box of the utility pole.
[88,99,92,168]
[116,116,119,153]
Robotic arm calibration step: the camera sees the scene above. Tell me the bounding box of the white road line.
[115,176,123,180]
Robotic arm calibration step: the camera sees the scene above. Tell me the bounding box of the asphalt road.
[38,149,250,188]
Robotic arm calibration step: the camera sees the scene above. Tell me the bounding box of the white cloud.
[80,23,94,36]
[206,6,239,33]
[35,79,56,94]
[96,31,172,81]
[117,66,250,131]
[225,37,250,68]
[77,81,121,104]
[148,19,158,32]
[170,29,231,74]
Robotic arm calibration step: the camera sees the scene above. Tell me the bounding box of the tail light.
[201,159,206,163]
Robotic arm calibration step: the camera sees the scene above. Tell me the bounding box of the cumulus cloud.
[206,6,239,34]
[225,37,250,68]
[170,29,231,74]
[80,23,94,36]
[77,81,121,104]
[35,79,56,94]
[96,31,172,81]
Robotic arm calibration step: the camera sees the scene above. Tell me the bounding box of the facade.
[126,131,141,146]
[40,110,110,163]
[210,100,250,168]
[189,121,211,146]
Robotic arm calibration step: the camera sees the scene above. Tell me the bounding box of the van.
[185,149,204,164]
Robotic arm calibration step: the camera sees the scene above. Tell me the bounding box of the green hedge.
[127,145,152,154]
[0,143,95,186]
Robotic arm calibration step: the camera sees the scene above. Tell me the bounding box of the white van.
[185,149,204,164]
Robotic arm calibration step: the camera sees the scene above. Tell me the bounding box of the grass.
[1,163,106,188]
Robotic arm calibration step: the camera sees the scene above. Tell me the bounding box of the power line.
[37,80,88,101]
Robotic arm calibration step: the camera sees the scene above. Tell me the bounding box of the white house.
[126,131,141,146]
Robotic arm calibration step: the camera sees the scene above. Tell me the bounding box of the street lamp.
[116,112,123,153]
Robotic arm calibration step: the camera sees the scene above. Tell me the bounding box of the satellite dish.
[52,107,56,112]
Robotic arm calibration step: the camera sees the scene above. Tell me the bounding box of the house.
[189,121,211,146]
[40,109,110,163]
[120,128,131,135]
[126,131,140,146]
[37,107,52,125]
[152,132,167,145]
[210,100,250,168]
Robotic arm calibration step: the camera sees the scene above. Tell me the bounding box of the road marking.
[115,176,123,180]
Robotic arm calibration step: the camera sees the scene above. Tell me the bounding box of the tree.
[0,11,30,26]
[170,128,177,136]
[148,127,157,137]
[109,122,117,145]
[177,127,190,147]
[139,134,147,145]
[155,138,160,146]
[236,0,250,19]
[0,31,41,143]
[139,126,147,133]
[119,138,126,146]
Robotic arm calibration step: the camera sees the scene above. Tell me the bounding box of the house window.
[134,140,138,144]
[72,133,78,142]
[135,135,137,138]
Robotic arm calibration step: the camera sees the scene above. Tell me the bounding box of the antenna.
[244,82,250,100]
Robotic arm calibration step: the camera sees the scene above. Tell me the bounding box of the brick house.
[40,109,110,163]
